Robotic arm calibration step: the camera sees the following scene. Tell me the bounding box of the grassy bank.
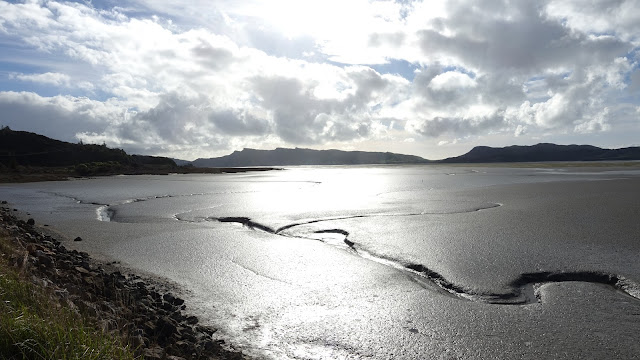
[0,207,246,360]
[0,229,138,359]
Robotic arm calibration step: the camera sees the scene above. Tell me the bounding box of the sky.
[0,0,639,160]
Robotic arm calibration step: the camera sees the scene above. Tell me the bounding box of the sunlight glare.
[254,0,393,40]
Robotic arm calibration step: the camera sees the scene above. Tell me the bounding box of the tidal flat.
[2,165,640,359]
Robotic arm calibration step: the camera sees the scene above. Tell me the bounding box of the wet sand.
[2,166,640,359]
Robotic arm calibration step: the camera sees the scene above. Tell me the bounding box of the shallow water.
[2,165,640,359]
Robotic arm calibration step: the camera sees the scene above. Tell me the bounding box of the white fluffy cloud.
[0,0,638,159]
[10,72,70,86]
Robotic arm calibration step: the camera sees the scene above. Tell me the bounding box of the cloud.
[209,109,272,136]
[0,91,122,142]
[76,93,233,157]
[416,1,631,73]
[408,111,507,138]
[0,0,638,160]
[513,58,634,130]
[250,67,407,144]
[10,72,71,86]
[546,0,640,42]
[428,71,476,91]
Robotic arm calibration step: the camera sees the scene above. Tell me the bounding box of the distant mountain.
[440,143,640,163]
[172,158,193,166]
[0,127,176,170]
[191,148,430,167]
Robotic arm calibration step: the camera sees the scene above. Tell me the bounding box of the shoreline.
[0,204,247,360]
[3,161,640,184]
[0,166,281,184]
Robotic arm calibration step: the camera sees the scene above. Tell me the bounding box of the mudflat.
[2,165,639,359]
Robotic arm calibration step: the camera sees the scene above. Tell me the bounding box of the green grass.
[0,232,139,360]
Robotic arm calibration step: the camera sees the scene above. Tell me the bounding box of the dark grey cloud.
[545,0,640,42]
[191,40,235,70]
[413,111,507,138]
[250,68,393,144]
[418,1,631,73]
[209,109,271,136]
[252,76,337,143]
[0,92,110,143]
[128,94,205,144]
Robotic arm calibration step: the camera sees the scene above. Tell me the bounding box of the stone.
[163,293,176,304]
[36,253,53,268]
[27,218,35,225]
[73,236,82,241]
[142,320,157,336]
[166,356,187,360]
[156,316,178,344]
[131,335,147,348]
[74,266,90,275]
[203,339,224,352]
[162,292,185,306]
[144,346,164,360]
[161,301,174,312]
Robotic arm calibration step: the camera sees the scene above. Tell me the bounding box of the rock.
[73,236,82,241]
[74,266,91,275]
[144,346,164,360]
[163,292,178,304]
[27,218,35,225]
[162,293,184,306]
[142,320,157,337]
[196,325,216,337]
[156,316,178,343]
[131,335,148,348]
[59,260,74,270]
[36,253,53,268]
[167,356,187,360]
[54,289,69,299]
[82,276,95,285]
[170,311,184,322]
[1,200,7,204]
[161,301,174,312]
[203,339,224,352]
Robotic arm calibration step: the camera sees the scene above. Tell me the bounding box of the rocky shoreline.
[0,204,246,360]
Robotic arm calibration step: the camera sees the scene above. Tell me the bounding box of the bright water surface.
[2,165,640,359]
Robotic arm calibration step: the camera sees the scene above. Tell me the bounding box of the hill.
[0,127,176,169]
[440,143,640,163]
[0,127,179,179]
[190,147,430,167]
[0,128,282,182]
